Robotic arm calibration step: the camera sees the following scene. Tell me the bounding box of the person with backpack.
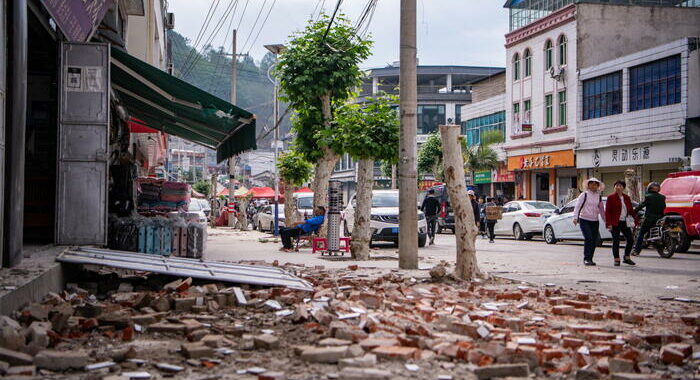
[483,197,501,243]
[573,178,606,266]
[605,180,637,266]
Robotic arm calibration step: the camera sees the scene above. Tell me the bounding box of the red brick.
[586,331,616,341]
[547,297,567,305]
[616,348,640,362]
[359,338,399,351]
[606,309,624,320]
[543,348,567,361]
[680,312,700,326]
[496,292,523,301]
[622,313,644,324]
[564,300,592,309]
[576,293,590,301]
[562,337,584,349]
[660,346,686,365]
[371,346,420,360]
[664,343,691,358]
[552,305,575,316]
[590,346,614,357]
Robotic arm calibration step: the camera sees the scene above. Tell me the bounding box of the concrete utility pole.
[228,30,237,227]
[265,44,286,237]
[398,0,418,269]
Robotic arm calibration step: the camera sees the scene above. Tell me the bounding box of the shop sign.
[507,150,575,171]
[577,140,685,169]
[494,164,515,182]
[474,171,492,184]
[43,0,113,42]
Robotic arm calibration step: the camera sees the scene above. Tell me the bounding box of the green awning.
[110,46,256,162]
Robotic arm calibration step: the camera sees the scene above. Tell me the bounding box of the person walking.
[421,189,441,245]
[478,197,487,238]
[605,180,637,266]
[573,178,606,266]
[484,197,500,243]
[632,182,666,255]
[468,190,481,231]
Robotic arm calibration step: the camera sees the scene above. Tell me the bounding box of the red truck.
[660,170,700,252]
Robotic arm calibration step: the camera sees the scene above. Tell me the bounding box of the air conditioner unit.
[165,12,175,30]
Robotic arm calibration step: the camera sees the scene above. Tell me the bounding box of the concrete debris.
[0,263,696,379]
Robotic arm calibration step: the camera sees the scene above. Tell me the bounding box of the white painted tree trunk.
[351,158,374,260]
[283,182,297,226]
[237,195,250,231]
[439,124,481,280]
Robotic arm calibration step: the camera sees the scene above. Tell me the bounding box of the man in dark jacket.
[421,189,441,245]
[468,190,480,230]
[632,182,666,255]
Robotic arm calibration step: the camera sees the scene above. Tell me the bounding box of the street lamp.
[265,44,286,236]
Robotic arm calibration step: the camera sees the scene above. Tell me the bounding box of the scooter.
[633,215,684,258]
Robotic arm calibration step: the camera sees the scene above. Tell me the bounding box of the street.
[206,228,700,305]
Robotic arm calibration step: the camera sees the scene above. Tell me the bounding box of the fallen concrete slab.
[57,247,313,291]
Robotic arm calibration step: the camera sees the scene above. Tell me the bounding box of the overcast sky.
[168,0,509,69]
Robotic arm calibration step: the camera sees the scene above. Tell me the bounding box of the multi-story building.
[332,65,504,200]
[576,37,699,197]
[502,0,700,205]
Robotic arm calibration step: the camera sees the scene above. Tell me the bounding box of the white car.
[343,190,428,248]
[493,200,558,240]
[186,200,208,224]
[543,199,613,244]
[294,193,314,218]
[256,204,286,232]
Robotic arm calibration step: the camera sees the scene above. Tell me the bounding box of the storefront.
[473,171,492,197]
[492,164,516,202]
[507,149,576,205]
[576,139,686,198]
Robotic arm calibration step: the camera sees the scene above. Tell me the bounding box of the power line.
[239,0,268,54]
[245,0,277,54]
[322,0,343,41]
[179,0,221,74]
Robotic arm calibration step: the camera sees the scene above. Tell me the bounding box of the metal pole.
[273,55,280,236]
[3,0,27,268]
[398,0,418,269]
[228,30,237,227]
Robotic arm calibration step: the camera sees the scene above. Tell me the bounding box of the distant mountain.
[168,30,290,148]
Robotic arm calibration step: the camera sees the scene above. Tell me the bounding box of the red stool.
[312,237,351,254]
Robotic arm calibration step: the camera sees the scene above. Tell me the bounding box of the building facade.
[503,0,700,205]
[576,38,699,197]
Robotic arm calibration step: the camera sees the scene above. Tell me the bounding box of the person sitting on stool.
[279,206,326,252]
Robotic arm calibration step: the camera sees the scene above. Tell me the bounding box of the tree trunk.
[351,158,374,260]
[391,164,397,189]
[283,182,297,226]
[439,124,481,281]
[237,195,250,231]
[312,147,339,237]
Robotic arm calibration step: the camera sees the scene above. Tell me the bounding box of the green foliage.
[277,150,313,187]
[380,161,393,178]
[278,14,372,109]
[464,129,501,173]
[336,94,400,162]
[417,133,444,179]
[193,180,211,196]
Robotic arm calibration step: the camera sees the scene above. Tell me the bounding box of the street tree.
[277,150,313,225]
[278,14,372,213]
[336,94,400,260]
[463,129,501,179]
[417,132,444,181]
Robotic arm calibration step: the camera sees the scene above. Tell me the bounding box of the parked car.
[343,190,428,247]
[660,170,700,253]
[493,200,558,240]
[543,199,613,244]
[186,200,208,224]
[256,204,286,232]
[196,198,211,218]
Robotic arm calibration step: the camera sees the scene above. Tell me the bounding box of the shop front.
[576,139,686,198]
[473,171,492,197]
[492,164,516,202]
[507,149,576,206]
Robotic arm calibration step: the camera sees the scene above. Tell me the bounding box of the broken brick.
[181,342,213,359]
[371,346,420,360]
[473,363,529,380]
[254,334,280,350]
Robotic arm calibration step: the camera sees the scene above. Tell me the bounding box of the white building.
[576,38,699,195]
[502,0,700,205]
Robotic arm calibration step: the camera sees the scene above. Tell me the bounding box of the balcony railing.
[359,84,472,97]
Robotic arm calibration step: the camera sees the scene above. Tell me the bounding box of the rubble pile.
[0,264,698,379]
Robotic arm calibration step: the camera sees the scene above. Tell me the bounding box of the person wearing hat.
[632,182,666,255]
[573,178,606,266]
[468,190,481,230]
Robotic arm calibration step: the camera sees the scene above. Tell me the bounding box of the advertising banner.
[43,0,113,42]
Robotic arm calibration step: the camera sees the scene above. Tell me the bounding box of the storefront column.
[3,0,27,268]
[548,168,556,204]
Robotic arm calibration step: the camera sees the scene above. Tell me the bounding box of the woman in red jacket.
[605,180,637,266]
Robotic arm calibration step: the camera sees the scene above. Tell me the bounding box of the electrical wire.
[244,0,277,55]
[322,0,343,41]
[239,0,268,54]
[179,0,221,74]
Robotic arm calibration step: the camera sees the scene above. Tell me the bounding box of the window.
[524,49,532,77]
[455,104,466,125]
[417,104,446,134]
[582,71,622,120]
[462,111,506,146]
[558,90,567,126]
[545,40,553,70]
[523,100,531,123]
[513,53,520,81]
[629,54,681,112]
[545,94,553,128]
[558,35,567,66]
[512,102,520,123]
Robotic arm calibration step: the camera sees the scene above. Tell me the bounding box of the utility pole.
[265,44,286,236]
[228,30,237,227]
[398,0,418,269]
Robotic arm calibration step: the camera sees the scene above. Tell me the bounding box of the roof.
[366,65,505,78]
[111,46,257,162]
[468,70,506,85]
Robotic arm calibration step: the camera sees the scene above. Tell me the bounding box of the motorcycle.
[633,215,684,258]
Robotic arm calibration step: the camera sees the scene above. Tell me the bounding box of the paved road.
[205,228,700,305]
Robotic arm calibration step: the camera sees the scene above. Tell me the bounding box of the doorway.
[23,12,58,243]
[534,172,550,201]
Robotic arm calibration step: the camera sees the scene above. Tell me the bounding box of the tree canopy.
[277,150,313,187]
[336,94,400,162]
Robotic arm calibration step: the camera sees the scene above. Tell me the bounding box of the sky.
[168,0,510,69]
